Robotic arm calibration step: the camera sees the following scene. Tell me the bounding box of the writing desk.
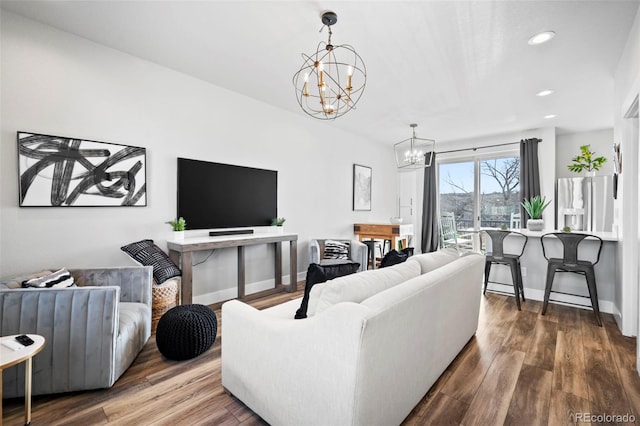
[167,232,298,304]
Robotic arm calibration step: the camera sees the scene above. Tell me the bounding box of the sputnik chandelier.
[394,124,436,170]
[292,11,367,120]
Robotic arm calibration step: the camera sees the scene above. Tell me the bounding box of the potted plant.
[167,217,186,240]
[271,217,286,233]
[568,144,607,176]
[521,196,551,231]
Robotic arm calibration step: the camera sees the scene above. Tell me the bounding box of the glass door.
[479,157,521,229]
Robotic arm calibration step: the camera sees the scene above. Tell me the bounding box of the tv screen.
[177,158,277,229]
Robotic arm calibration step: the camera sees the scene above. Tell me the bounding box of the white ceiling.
[2,0,638,146]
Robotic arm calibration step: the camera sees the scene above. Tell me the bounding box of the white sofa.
[221,249,484,426]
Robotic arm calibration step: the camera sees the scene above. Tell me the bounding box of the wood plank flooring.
[3,290,640,425]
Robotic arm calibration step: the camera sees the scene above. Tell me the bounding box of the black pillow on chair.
[380,250,409,268]
[294,262,360,319]
[121,239,181,284]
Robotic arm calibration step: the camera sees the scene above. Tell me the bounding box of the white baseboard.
[485,283,615,314]
[193,271,306,306]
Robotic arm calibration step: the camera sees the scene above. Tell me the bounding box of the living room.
[1,1,640,425]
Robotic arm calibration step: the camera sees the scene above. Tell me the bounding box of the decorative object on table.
[612,142,621,199]
[521,195,551,231]
[353,164,372,211]
[17,131,146,207]
[167,217,186,240]
[562,226,572,232]
[292,11,366,120]
[500,224,508,230]
[271,217,286,232]
[567,144,607,174]
[155,304,217,360]
[394,124,435,169]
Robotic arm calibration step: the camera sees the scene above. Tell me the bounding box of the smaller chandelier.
[394,124,435,170]
[293,11,366,120]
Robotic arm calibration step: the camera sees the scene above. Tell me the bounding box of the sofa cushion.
[407,248,459,274]
[308,260,421,317]
[295,262,360,319]
[121,239,181,284]
[322,240,350,260]
[22,268,75,288]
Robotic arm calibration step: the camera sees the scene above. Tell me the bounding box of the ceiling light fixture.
[544,114,557,119]
[292,11,367,120]
[528,31,555,45]
[536,89,554,97]
[394,124,435,170]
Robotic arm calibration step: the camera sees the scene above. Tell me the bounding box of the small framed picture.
[353,164,372,211]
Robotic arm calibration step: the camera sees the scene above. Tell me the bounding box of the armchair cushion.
[121,239,181,284]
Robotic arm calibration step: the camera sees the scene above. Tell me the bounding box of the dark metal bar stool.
[362,240,382,270]
[482,230,528,310]
[540,232,603,326]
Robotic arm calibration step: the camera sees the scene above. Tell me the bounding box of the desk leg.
[288,240,297,292]
[25,357,32,425]
[237,246,245,299]
[274,242,282,288]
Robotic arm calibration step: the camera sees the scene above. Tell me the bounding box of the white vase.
[527,219,544,231]
[571,177,584,209]
[173,231,185,241]
[273,226,284,234]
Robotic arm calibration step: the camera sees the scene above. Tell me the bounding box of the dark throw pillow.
[121,239,181,284]
[295,262,360,319]
[380,250,409,268]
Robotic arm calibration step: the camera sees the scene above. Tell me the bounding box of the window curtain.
[519,138,542,227]
[421,152,439,253]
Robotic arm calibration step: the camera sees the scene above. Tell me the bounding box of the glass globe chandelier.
[292,11,367,120]
[394,124,435,170]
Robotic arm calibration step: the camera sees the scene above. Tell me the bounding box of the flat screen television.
[177,158,277,229]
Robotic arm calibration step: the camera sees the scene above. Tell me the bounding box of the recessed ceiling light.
[536,89,554,97]
[544,114,557,119]
[528,31,556,45]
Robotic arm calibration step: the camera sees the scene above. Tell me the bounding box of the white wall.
[613,6,640,338]
[0,12,397,303]
[555,129,615,179]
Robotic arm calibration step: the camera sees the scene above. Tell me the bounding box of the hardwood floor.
[3,290,640,425]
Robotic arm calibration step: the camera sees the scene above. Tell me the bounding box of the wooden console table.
[353,223,414,251]
[167,233,298,304]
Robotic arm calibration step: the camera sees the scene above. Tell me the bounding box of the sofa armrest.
[0,286,119,397]
[350,240,368,272]
[221,299,372,426]
[309,239,321,265]
[70,266,152,307]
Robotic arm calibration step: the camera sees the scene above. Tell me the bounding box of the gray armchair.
[309,239,368,272]
[0,266,152,398]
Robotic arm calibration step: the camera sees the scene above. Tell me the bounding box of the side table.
[1,334,45,426]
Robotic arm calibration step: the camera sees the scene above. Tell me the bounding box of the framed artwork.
[17,131,147,207]
[353,164,372,211]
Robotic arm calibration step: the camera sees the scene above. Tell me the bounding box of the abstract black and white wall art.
[18,132,147,207]
[353,164,372,211]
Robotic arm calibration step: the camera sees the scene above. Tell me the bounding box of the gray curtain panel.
[519,138,542,226]
[421,152,439,253]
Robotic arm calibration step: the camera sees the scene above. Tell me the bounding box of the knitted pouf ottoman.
[156,304,217,361]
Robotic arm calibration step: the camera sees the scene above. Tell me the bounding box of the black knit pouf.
[155,304,217,361]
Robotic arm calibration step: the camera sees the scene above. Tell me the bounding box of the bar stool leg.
[516,261,525,301]
[541,265,556,315]
[483,261,492,295]
[509,261,521,310]
[585,268,603,327]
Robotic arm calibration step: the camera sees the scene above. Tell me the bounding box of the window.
[439,155,521,231]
